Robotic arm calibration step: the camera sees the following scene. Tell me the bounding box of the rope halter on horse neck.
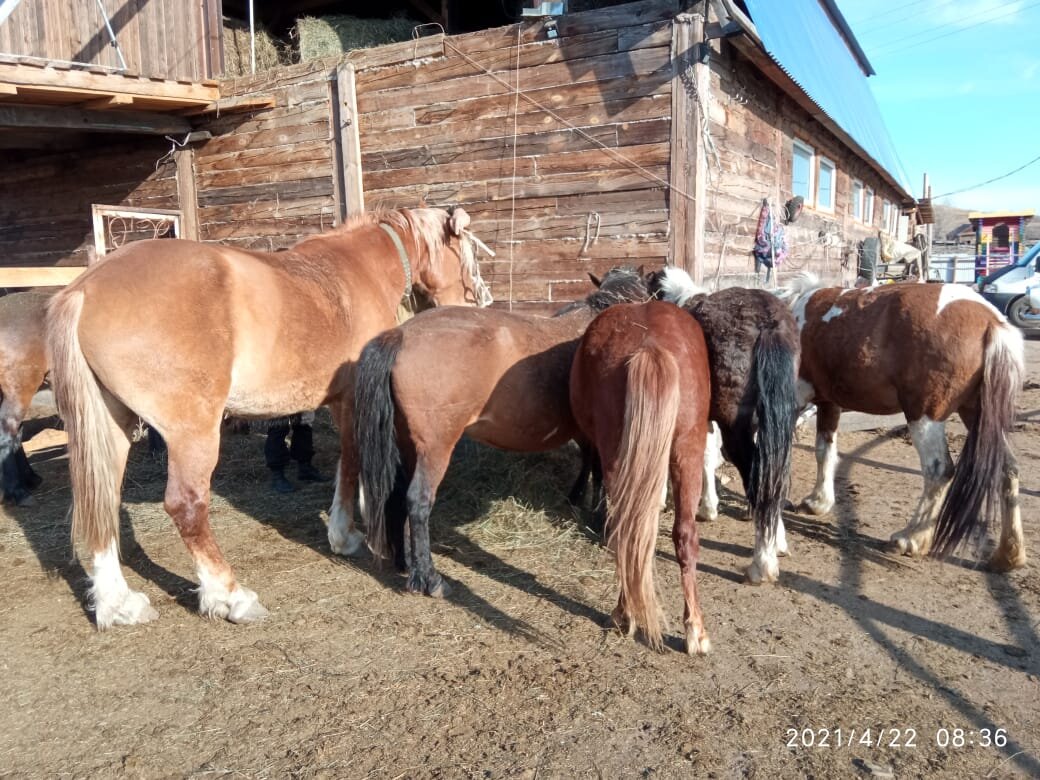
[378,222,413,298]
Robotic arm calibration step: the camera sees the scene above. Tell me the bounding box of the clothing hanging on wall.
[753,199,787,281]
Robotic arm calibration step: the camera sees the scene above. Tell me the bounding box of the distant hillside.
[931,204,1040,243]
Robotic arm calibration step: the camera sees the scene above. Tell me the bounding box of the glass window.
[864,188,875,224]
[817,157,835,212]
[851,179,863,220]
[792,140,814,201]
[882,201,891,233]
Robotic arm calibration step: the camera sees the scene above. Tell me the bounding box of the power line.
[930,152,1040,200]
[871,0,1040,57]
[854,0,960,38]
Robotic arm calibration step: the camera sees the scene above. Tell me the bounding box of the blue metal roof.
[742,0,915,199]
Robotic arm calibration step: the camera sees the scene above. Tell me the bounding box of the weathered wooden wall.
[0,138,179,267]
[0,0,214,81]
[703,38,911,287]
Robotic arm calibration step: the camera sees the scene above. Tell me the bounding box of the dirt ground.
[2,339,1039,779]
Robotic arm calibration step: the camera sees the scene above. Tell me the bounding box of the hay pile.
[222,16,284,77]
[295,14,418,62]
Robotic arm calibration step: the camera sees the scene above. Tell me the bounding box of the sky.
[835,0,1040,212]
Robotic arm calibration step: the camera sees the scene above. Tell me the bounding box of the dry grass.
[294,15,419,62]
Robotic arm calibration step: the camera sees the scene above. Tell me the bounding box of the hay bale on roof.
[295,15,418,62]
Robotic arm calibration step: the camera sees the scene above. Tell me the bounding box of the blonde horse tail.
[46,289,121,557]
[354,328,404,562]
[933,321,1024,559]
[608,345,681,650]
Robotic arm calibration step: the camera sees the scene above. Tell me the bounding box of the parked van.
[978,240,1040,330]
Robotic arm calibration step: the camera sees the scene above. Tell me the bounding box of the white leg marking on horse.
[698,422,721,521]
[90,540,158,629]
[796,379,816,409]
[890,417,951,557]
[776,516,789,556]
[990,470,1026,571]
[328,463,365,556]
[799,430,837,515]
[196,563,269,624]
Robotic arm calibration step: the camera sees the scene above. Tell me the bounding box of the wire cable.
[930,152,1040,200]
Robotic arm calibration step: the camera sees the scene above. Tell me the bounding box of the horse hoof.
[987,547,1026,573]
[427,578,451,599]
[796,498,832,516]
[695,510,718,523]
[228,594,270,624]
[684,628,711,655]
[888,530,931,558]
[94,589,158,629]
[201,585,268,623]
[407,573,450,599]
[328,527,366,557]
[744,558,779,585]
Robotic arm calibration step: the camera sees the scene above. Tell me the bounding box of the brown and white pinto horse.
[354,268,649,597]
[570,301,713,654]
[0,290,53,504]
[46,207,490,629]
[648,267,800,584]
[784,273,1025,569]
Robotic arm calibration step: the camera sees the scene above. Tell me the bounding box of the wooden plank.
[355,46,671,114]
[197,178,334,208]
[0,266,85,286]
[0,61,219,101]
[81,93,135,109]
[0,103,191,134]
[343,34,444,71]
[197,159,336,189]
[335,62,365,217]
[180,94,278,116]
[175,147,199,240]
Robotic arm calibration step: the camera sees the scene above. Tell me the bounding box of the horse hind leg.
[797,402,841,516]
[404,451,451,598]
[0,395,34,504]
[671,437,711,655]
[889,417,953,557]
[327,401,366,557]
[696,423,721,522]
[164,427,267,623]
[989,453,1026,571]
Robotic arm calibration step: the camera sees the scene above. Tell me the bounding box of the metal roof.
[741,0,915,199]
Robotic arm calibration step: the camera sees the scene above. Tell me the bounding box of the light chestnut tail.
[46,290,121,555]
[607,345,681,650]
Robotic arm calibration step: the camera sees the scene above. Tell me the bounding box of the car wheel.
[1007,295,1040,330]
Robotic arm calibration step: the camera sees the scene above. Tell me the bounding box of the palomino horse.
[648,267,800,583]
[0,290,53,504]
[784,273,1025,569]
[354,268,649,596]
[570,301,713,654]
[47,207,491,628]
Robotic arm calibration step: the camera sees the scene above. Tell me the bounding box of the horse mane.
[647,266,708,307]
[553,267,648,316]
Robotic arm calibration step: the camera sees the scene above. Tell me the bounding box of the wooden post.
[332,62,365,221]
[175,147,199,240]
[669,12,707,283]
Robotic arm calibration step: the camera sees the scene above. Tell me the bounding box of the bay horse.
[570,300,713,654]
[784,273,1025,569]
[46,207,491,629]
[354,267,649,597]
[0,290,53,504]
[648,267,800,584]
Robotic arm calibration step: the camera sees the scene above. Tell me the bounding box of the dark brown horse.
[784,273,1025,570]
[570,300,713,654]
[354,268,649,596]
[0,290,53,504]
[47,207,490,629]
[648,267,800,584]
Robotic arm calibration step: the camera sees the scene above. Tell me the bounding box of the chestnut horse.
[570,301,713,654]
[354,267,649,596]
[784,273,1025,569]
[0,290,53,504]
[46,207,490,628]
[648,267,800,584]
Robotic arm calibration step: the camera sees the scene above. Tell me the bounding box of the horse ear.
[588,272,602,288]
[449,207,471,236]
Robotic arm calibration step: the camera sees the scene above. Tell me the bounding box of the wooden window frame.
[791,139,815,204]
[816,156,836,213]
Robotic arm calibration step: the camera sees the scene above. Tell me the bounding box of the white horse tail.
[46,290,122,557]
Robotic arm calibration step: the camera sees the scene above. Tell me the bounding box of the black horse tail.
[932,322,1023,559]
[748,326,798,552]
[354,328,404,562]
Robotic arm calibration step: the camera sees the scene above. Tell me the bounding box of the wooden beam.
[0,104,190,134]
[0,83,16,96]
[179,93,277,116]
[0,267,85,287]
[0,62,219,102]
[81,93,135,110]
[334,62,365,219]
[175,148,200,240]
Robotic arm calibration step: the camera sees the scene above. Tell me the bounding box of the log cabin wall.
[704,39,911,287]
[0,0,215,81]
[0,138,178,267]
